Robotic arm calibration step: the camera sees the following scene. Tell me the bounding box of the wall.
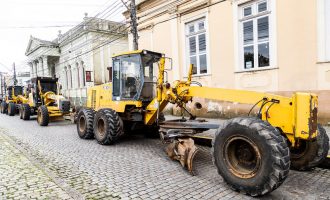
[135,0,330,123]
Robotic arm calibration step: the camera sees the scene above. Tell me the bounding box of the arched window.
[64,66,68,89]
[81,61,86,87]
[76,63,80,88]
[68,65,72,89]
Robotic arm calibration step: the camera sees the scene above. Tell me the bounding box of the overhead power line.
[0,25,77,29]
[27,0,128,60]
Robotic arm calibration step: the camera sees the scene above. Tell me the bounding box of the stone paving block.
[0,115,329,200]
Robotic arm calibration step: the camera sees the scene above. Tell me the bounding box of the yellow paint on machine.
[86,82,143,113]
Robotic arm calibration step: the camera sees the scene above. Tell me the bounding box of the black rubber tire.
[212,117,290,196]
[93,109,123,145]
[19,105,23,119]
[319,156,330,169]
[73,106,83,124]
[290,124,329,171]
[0,102,4,114]
[8,103,16,116]
[37,105,49,126]
[77,108,95,139]
[22,104,31,120]
[312,125,329,166]
[1,102,8,114]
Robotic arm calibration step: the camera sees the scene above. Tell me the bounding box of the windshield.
[113,54,142,100]
[14,86,23,96]
[40,82,57,94]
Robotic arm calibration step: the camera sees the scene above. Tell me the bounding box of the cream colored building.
[26,14,128,106]
[128,0,330,123]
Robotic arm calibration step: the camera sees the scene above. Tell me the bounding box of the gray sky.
[0,0,125,73]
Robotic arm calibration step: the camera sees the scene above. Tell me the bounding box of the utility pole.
[13,62,17,86]
[130,0,139,50]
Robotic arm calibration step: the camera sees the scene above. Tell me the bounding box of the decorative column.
[33,61,38,77]
[42,56,50,77]
[38,57,44,76]
[28,62,33,78]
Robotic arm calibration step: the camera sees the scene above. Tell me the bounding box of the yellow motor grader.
[0,85,28,116]
[76,50,329,196]
[19,77,71,126]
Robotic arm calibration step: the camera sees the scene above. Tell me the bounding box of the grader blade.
[165,138,198,175]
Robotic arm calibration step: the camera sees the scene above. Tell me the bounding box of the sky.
[0,0,125,74]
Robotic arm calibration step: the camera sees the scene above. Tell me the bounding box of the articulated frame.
[145,58,318,146]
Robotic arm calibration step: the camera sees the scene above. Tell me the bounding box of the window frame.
[237,0,276,72]
[317,0,330,62]
[184,16,211,76]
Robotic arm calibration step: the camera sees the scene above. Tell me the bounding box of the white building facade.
[25,15,128,106]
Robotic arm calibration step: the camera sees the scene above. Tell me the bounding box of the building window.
[81,61,86,87]
[239,0,271,70]
[68,65,72,89]
[326,1,330,61]
[185,18,208,75]
[64,67,68,89]
[76,63,80,88]
[317,0,330,62]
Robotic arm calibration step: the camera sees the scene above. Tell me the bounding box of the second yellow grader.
[19,77,71,126]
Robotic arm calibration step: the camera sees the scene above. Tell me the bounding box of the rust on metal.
[308,106,318,139]
[224,136,261,179]
[166,138,198,175]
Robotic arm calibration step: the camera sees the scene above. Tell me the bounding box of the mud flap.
[166,138,198,175]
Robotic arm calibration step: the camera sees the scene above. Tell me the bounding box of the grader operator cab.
[0,85,28,116]
[19,77,71,126]
[76,50,329,196]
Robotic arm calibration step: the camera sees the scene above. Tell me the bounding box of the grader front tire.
[19,105,23,119]
[290,124,329,171]
[8,103,16,116]
[37,105,49,126]
[93,109,123,145]
[213,117,290,196]
[22,104,31,120]
[77,108,95,139]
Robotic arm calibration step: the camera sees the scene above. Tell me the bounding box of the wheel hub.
[224,136,261,179]
[97,118,106,138]
[79,116,86,133]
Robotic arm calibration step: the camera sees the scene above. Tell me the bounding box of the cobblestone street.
[0,114,330,199]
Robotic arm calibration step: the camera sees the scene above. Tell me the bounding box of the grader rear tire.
[8,103,16,116]
[0,102,4,114]
[22,104,31,120]
[290,124,329,171]
[213,117,290,196]
[77,108,95,139]
[93,109,123,145]
[19,105,23,119]
[37,105,49,126]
